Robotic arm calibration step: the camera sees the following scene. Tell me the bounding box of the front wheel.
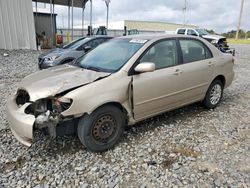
[77,105,125,152]
[203,80,224,109]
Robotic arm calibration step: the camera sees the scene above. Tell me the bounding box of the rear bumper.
[6,96,35,147]
[225,71,235,88]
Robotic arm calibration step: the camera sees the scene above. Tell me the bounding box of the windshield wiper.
[81,65,114,73]
[85,66,103,72]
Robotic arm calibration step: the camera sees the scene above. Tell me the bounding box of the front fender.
[61,71,132,117]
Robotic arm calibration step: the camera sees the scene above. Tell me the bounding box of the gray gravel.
[0,46,250,187]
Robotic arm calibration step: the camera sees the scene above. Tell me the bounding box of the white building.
[0,0,36,50]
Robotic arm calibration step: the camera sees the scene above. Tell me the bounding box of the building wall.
[125,20,198,31]
[0,0,36,50]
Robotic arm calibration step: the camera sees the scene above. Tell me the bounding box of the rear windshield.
[196,29,209,35]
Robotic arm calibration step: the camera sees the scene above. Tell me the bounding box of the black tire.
[203,79,224,109]
[77,105,125,152]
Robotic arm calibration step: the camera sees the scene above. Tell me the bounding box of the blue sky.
[33,0,250,33]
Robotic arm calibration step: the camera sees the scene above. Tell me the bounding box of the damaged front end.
[7,89,73,147]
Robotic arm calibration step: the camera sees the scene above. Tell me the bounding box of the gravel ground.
[0,45,249,187]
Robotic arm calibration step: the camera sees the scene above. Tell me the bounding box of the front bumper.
[38,61,54,70]
[6,96,35,146]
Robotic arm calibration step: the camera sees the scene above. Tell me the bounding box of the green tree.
[246,31,250,38]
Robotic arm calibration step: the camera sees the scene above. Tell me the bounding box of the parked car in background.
[176,28,235,55]
[7,35,234,152]
[38,36,113,69]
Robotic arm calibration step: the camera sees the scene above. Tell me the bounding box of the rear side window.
[177,29,186,34]
[179,39,212,63]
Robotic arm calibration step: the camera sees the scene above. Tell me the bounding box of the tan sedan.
[7,35,234,152]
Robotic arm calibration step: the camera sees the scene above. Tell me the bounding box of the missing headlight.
[25,99,47,116]
[51,97,72,114]
[16,89,30,106]
[24,97,72,119]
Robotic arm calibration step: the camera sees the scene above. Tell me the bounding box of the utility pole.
[71,0,74,41]
[236,0,245,40]
[82,0,88,36]
[183,0,187,26]
[103,0,111,29]
[90,0,93,35]
[62,13,64,28]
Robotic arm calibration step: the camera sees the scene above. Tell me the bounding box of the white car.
[175,28,234,55]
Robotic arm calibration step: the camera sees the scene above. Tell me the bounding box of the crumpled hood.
[202,34,226,41]
[19,64,111,101]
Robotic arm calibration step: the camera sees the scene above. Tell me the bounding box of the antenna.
[183,0,187,26]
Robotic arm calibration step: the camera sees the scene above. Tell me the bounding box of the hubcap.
[92,115,117,143]
[210,84,222,105]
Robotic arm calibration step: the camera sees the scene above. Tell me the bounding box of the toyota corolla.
[7,35,234,152]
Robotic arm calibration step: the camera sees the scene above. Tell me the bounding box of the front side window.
[140,40,178,69]
[77,38,145,72]
[179,39,212,63]
[88,39,104,49]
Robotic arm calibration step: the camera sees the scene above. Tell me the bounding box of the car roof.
[88,35,113,39]
[117,34,198,41]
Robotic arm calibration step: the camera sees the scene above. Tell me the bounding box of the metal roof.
[32,0,88,8]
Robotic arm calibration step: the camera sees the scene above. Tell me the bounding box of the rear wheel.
[77,105,125,152]
[203,80,223,109]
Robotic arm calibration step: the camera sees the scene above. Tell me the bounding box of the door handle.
[208,62,214,67]
[173,69,182,75]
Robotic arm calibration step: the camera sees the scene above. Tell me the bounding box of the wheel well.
[62,58,74,64]
[95,102,128,117]
[213,75,225,87]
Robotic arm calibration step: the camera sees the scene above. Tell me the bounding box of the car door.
[177,38,214,104]
[132,39,188,120]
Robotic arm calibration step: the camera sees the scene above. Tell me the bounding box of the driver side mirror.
[134,62,155,73]
[84,46,92,52]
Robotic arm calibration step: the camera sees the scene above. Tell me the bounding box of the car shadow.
[30,102,206,158]
[123,102,205,139]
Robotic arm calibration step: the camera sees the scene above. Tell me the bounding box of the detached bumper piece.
[7,96,35,147]
[219,47,236,56]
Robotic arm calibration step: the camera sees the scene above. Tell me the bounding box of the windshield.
[196,29,209,35]
[77,38,146,72]
[63,37,90,50]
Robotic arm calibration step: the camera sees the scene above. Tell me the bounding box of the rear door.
[176,38,214,103]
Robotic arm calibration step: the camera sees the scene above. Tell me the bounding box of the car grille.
[16,89,30,105]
